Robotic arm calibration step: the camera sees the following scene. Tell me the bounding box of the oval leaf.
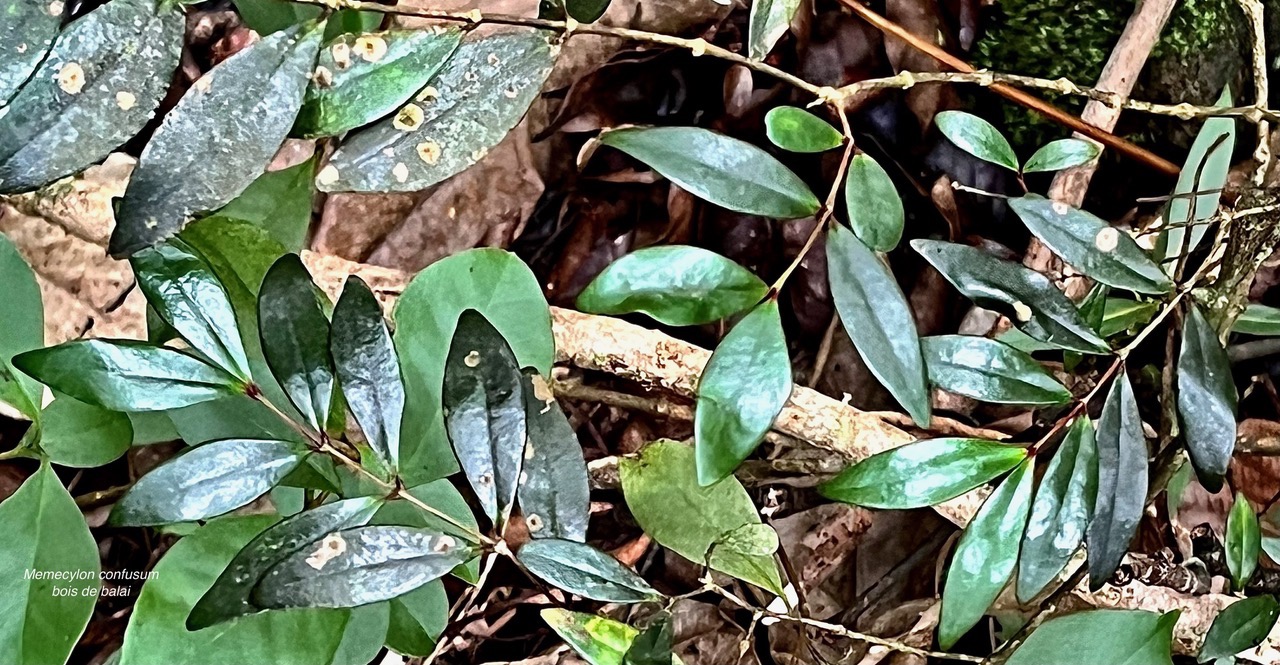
[935,110,1018,171]
[1226,491,1260,591]
[695,300,792,485]
[1158,87,1234,273]
[1008,196,1173,294]
[0,0,60,104]
[819,437,1027,509]
[1087,373,1148,590]
[1023,138,1101,173]
[923,334,1071,405]
[1006,609,1178,665]
[110,438,305,526]
[332,275,404,469]
[13,340,240,412]
[319,30,553,192]
[542,609,675,665]
[763,106,842,152]
[39,396,133,468]
[259,254,334,433]
[912,239,1108,353]
[1018,417,1098,602]
[1235,304,1280,336]
[518,538,659,603]
[939,456,1034,649]
[747,0,801,60]
[519,373,590,542]
[843,154,904,251]
[110,21,323,256]
[294,28,462,138]
[598,126,820,219]
[1177,304,1238,492]
[1198,595,1280,662]
[715,523,780,557]
[0,0,183,193]
[0,233,43,419]
[827,224,930,424]
[252,525,473,609]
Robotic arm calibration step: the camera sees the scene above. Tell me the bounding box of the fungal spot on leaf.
[331,42,352,69]
[16,43,27,54]
[393,104,424,131]
[416,86,439,103]
[48,0,63,16]
[524,444,536,460]
[478,472,494,486]
[503,86,519,99]
[463,70,479,83]
[433,536,456,553]
[312,65,333,88]
[392,162,409,183]
[115,91,136,110]
[1012,301,1033,322]
[416,140,441,165]
[471,147,488,162]
[194,76,212,93]
[57,62,85,95]
[317,164,340,186]
[465,8,482,21]
[1095,227,1120,252]
[305,534,347,570]
[487,53,501,67]
[1052,201,1070,215]
[519,471,528,485]
[527,514,544,532]
[353,35,388,62]
[464,350,481,367]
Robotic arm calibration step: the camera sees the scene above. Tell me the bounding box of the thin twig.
[1238,0,1272,182]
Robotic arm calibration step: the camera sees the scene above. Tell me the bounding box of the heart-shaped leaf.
[747,0,801,60]
[519,373,590,542]
[598,126,819,219]
[1018,417,1098,602]
[1226,491,1260,591]
[332,276,404,469]
[843,154,904,251]
[828,224,930,425]
[1177,304,1238,492]
[1235,303,1280,335]
[259,254,334,433]
[0,233,43,419]
[763,106,842,152]
[0,0,61,104]
[695,300,792,485]
[1006,610,1178,665]
[935,110,1018,171]
[39,396,133,468]
[110,438,305,526]
[922,335,1071,405]
[1157,87,1234,273]
[1022,138,1101,173]
[1198,595,1280,662]
[1087,373,1148,589]
[819,437,1027,509]
[518,538,659,603]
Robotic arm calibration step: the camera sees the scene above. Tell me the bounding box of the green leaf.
[519,373,590,542]
[0,0,60,104]
[0,233,43,419]
[215,158,317,251]
[394,248,553,485]
[1101,298,1158,337]
[330,604,390,665]
[132,240,252,381]
[763,106,841,152]
[1264,536,1280,564]
[188,496,382,628]
[294,28,462,138]
[598,126,820,219]
[259,254,334,433]
[119,516,355,665]
[935,110,1019,171]
[1008,196,1173,295]
[13,340,241,412]
[1199,595,1280,662]
[576,246,768,326]
[695,300,792,485]
[1158,87,1235,274]
[370,479,481,582]
[843,154,904,251]
[110,438,305,526]
[747,0,801,60]
[1087,373,1148,590]
[827,224,930,424]
[518,538,659,603]
[565,0,611,22]
[1018,417,1098,603]
[319,30,553,192]
[0,0,183,194]
[912,239,1108,353]
[1023,139,1101,173]
[332,276,404,469]
[110,21,323,256]
[384,581,447,656]
[253,525,474,609]
[1234,304,1280,336]
[1178,304,1238,492]
[233,0,322,34]
[443,310,527,527]
[543,609,680,665]
[1005,609,1178,665]
[819,437,1027,509]
[715,523,780,558]
[624,612,674,665]
[620,441,783,595]
[39,396,133,468]
[922,335,1071,405]
[1226,491,1260,591]
[0,462,100,665]
[939,456,1034,649]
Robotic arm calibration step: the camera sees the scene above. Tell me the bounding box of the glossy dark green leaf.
[1005,609,1178,665]
[598,126,820,219]
[695,300,792,485]
[819,437,1027,509]
[233,0,322,34]
[1199,595,1280,662]
[577,246,767,326]
[332,276,404,469]
[0,0,183,194]
[1178,304,1238,492]
[620,440,784,595]
[110,438,304,526]
[1023,138,1101,173]
[443,310,527,526]
[259,254,334,433]
[370,479,482,582]
[319,30,553,192]
[1008,196,1173,295]
[763,106,841,152]
[939,456,1034,649]
[0,233,43,419]
[935,110,1018,171]
[624,612,674,665]
[384,581,447,656]
[188,496,382,628]
[13,340,240,412]
[0,462,100,665]
[1158,87,1234,273]
[747,0,800,59]
[1226,491,1260,591]
[1235,304,1280,336]
[1101,298,1158,337]
[565,0,611,22]
[110,22,323,256]
[0,0,60,104]
[1018,417,1098,603]
[518,538,659,603]
[294,28,461,138]
[39,396,133,468]
[132,241,252,380]
[215,157,316,251]
[843,154,904,251]
[923,335,1071,405]
[253,525,473,609]
[1087,373,1148,590]
[912,239,1108,353]
[543,609,679,665]
[519,373,590,542]
[828,224,930,424]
